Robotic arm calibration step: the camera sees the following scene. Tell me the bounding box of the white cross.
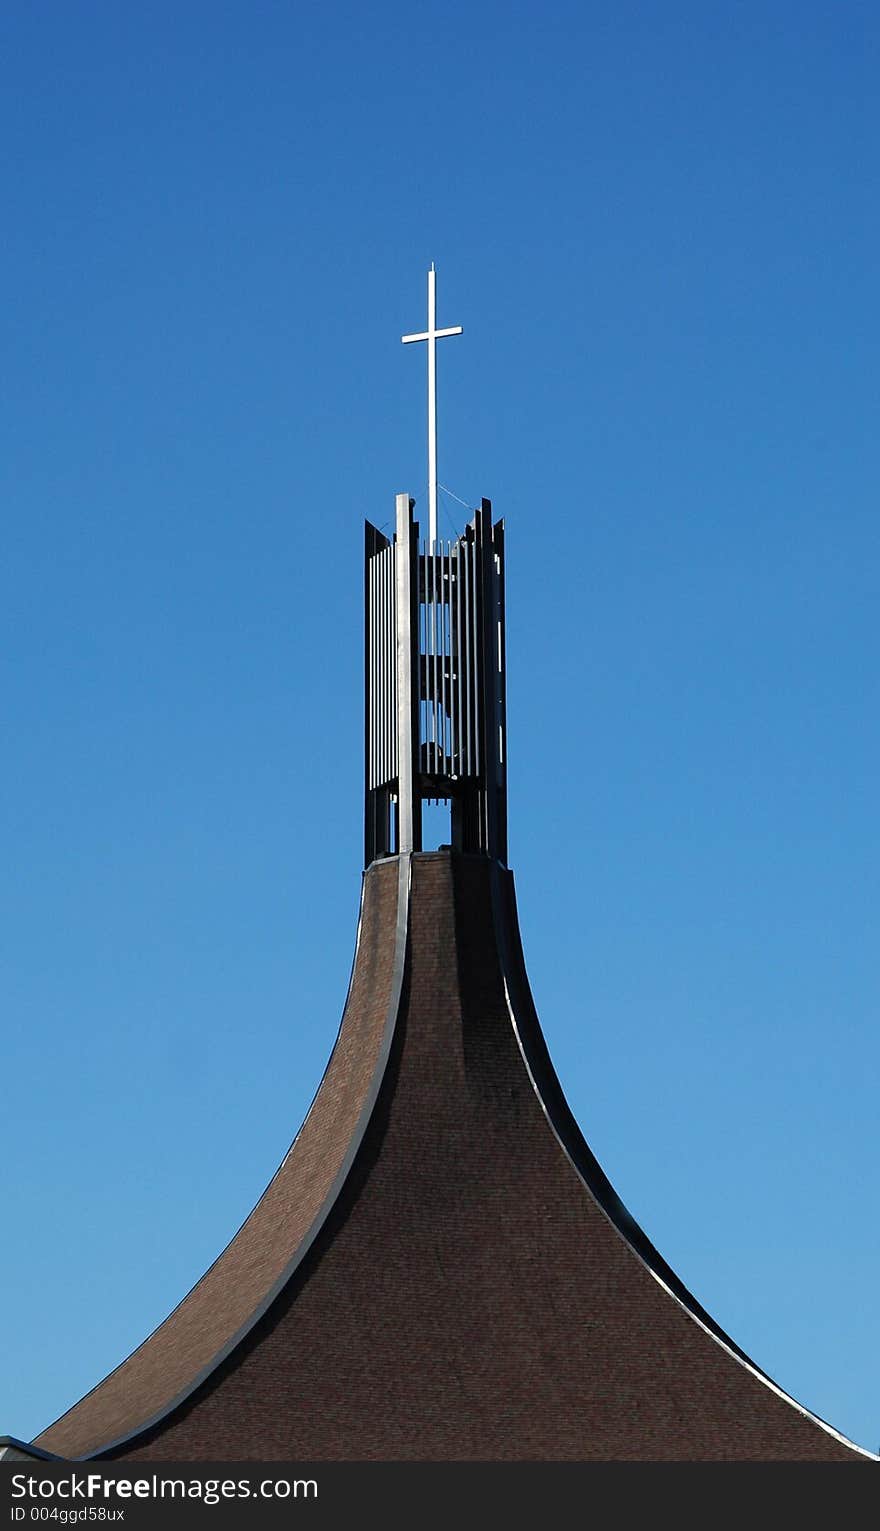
[402,264,462,551]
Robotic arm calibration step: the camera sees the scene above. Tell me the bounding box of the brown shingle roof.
[36,852,873,1461]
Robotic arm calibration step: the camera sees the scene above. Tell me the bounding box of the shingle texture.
[36,851,868,1461]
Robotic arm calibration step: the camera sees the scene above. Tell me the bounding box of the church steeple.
[15,270,873,1468]
[365,267,507,867]
[364,494,507,866]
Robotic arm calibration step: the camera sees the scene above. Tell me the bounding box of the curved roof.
[36,857,406,1460]
[36,851,876,1462]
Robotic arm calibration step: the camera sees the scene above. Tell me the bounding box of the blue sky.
[1,1,878,1454]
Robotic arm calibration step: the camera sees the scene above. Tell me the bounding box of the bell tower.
[365,263,507,866]
[364,493,507,865]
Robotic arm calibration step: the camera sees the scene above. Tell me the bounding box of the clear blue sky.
[2,1,877,1455]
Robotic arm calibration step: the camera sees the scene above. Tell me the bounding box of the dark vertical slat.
[378,550,384,785]
[494,520,508,864]
[364,520,390,865]
[370,552,376,788]
[440,541,447,773]
[385,546,391,781]
[472,529,481,780]
[417,545,423,768]
[463,532,471,777]
[431,546,438,787]
[454,542,462,775]
[379,547,385,785]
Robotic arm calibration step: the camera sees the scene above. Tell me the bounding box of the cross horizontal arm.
[401,326,464,344]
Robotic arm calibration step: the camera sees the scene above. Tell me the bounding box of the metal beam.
[394,493,421,853]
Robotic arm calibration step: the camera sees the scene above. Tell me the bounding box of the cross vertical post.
[427,265,438,551]
[402,264,462,551]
